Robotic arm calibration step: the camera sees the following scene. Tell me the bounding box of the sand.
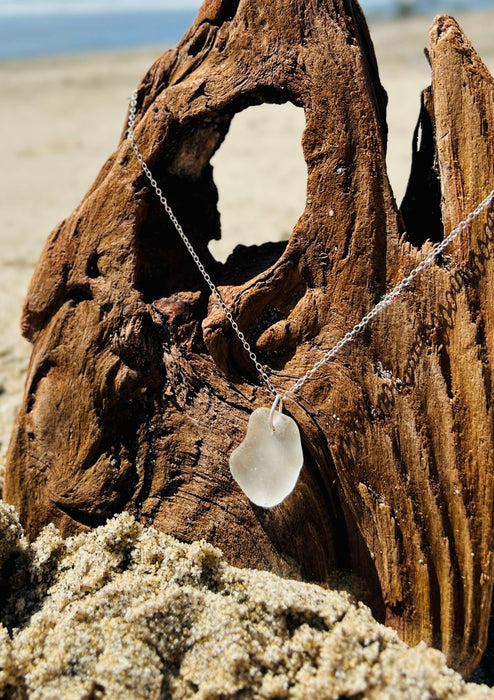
[1,502,493,699]
[1,8,494,695]
[1,9,494,470]
[1,9,494,473]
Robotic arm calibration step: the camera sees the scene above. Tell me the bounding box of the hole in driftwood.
[209,103,307,264]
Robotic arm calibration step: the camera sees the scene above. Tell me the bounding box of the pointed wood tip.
[428,15,480,60]
[429,14,461,44]
[429,13,493,91]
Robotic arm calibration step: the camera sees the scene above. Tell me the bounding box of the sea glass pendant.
[229,401,304,508]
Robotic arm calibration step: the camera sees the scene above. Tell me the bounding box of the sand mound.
[0,503,492,699]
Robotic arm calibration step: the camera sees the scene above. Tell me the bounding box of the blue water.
[0,1,492,60]
[362,0,494,14]
[0,10,197,59]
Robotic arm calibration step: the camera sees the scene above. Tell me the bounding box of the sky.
[0,0,410,14]
[0,0,491,15]
[0,0,203,13]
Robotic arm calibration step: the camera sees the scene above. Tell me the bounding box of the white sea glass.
[229,407,304,508]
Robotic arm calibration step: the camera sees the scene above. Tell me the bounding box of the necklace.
[127,88,494,509]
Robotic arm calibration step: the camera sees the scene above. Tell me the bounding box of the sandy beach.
[1,9,494,471]
[2,504,494,698]
[1,8,494,694]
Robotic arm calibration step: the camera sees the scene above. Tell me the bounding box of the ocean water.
[361,0,494,14]
[0,0,493,60]
[0,9,197,59]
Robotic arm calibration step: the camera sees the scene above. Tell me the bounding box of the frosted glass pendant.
[229,407,304,508]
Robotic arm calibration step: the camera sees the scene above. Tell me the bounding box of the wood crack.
[4,1,494,678]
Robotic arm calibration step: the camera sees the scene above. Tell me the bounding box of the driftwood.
[4,0,494,677]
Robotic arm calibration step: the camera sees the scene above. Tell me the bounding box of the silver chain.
[127,88,494,403]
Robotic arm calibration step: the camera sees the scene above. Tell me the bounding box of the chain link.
[128,91,278,398]
[127,88,494,403]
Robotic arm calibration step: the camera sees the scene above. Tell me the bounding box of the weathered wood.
[4,0,494,676]
[400,17,494,674]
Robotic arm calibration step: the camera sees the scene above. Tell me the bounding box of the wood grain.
[4,1,494,676]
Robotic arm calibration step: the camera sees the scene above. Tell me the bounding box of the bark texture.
[4,0,494,677]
